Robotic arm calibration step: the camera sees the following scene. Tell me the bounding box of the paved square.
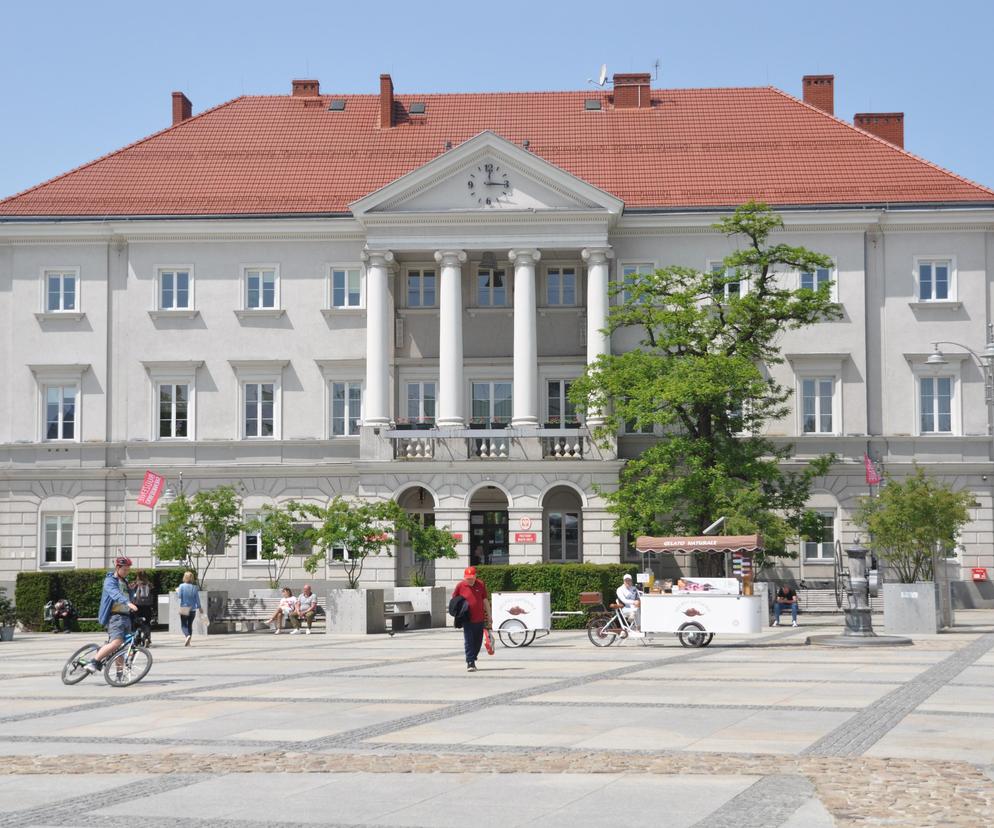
[2,613,994,826]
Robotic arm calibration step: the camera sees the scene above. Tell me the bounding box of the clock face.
[467,162,511,206]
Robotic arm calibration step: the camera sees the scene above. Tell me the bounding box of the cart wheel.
[586,615,618,647]
[522,630,537,647]
[677,622,713,648]
[498,618,530,648]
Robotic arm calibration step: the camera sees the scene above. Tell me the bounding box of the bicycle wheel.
[103,645,152,687]
[498,618,531,647]
[61,643,98,685]
[587,615,619,647]
[677,621,713,648]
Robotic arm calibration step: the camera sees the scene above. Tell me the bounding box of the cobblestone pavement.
[2,612,994,826]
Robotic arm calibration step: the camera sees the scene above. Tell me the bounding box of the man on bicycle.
[617,573,641,629]
[85,556,137,674]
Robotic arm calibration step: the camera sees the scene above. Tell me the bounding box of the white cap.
[623,573,633,581]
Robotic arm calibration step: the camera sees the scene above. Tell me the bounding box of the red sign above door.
[514,532,537,543]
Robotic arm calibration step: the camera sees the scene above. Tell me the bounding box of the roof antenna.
[587,64,609,87]
[653,59,660,81]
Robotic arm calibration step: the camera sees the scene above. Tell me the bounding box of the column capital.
[582,247,614,265]
[361,248,396,269]
[433,249,468,266]
[508,248,541,266]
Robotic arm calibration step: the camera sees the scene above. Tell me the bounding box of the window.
[801,377,834,434]
[471,381,512,426]
[45,270,77,312]
[803,511,835,560]
[548,511,580,562]
[330,545,350,562]
[42,515,73,565]
[405,381,436,424]
[917,259,952,302]
[710,262,743,299]
[243,512,262,562]
[244,267,278,309]
[158,268,191,310]
[547,266,577,306]
[331,381,362,436]
[243,382,275,438]
[621,263,652,303]
[477,268,508,306]
[920,376,953,434]
[44,385,77,441]
[331,267,362,308]
[546,380,578,427]
[407,268,436,307]
[800,267,832,293]
[157,383,189,439]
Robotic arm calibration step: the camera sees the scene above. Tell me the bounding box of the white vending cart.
[635,534,766,647]
[492,591,552,647]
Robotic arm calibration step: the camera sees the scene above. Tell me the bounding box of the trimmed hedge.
[473,563,637,629]
[15,567,187,631]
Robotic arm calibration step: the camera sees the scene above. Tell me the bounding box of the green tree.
[405,521,459,586]
[854,467,974,583]
[300,497,406,588]
[244,502,313,589]
[571,202,839,568]
[152,485,244,588]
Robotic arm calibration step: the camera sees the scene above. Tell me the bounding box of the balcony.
[383,425,590,461]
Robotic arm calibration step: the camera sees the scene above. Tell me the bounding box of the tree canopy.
[570,201,840,564]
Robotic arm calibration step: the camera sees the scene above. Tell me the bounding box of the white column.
[509,248,541,428]
[582,246,613,427]
[434,249,467,428]
[361,248,394,427]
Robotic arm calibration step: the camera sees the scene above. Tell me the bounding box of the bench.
[768,588,884,615]
[383,600,432,633]
[220,597,327,632]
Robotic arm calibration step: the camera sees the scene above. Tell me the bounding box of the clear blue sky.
[3,0,992,200]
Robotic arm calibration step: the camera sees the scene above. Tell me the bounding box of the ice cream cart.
[491,591,554,647]
[633,534,766,647]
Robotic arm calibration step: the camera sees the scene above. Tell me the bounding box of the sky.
[2,0,993,200]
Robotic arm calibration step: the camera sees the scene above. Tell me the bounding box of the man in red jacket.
[452,566,491,672]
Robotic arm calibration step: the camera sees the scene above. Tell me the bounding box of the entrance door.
[470,510,508,565]
[397,512,436,586]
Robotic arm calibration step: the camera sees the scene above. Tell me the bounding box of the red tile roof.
[2,86,992,217]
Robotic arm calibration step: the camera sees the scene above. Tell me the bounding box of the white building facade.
[2,74,993,595]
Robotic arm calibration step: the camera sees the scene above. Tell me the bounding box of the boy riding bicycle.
[85,556,138,674]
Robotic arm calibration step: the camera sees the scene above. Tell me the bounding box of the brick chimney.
[613,73,651,109]
[291,79,320,97]
[171,92,192,126]
[380,74,394,128]
[802,75,834,115]
[854,113,905,148]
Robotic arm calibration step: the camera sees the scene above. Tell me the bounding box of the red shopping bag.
[483,627,495,656]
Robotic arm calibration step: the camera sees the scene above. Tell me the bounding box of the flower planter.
[883,582,942,634]
[394,423,416,431]
[168,589,227,636]
[393,586,447,628]
[325,588,386,634]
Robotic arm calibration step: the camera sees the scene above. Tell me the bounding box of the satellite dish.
[587,64,609,87]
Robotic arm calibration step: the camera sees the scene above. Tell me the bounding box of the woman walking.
[176,571,202,646]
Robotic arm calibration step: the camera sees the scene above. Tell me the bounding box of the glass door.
[470,510,508,565]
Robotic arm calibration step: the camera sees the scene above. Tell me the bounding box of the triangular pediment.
[349,131,623,218]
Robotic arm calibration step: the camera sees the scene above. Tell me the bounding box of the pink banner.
[136,470,165,508]
[864,453,881,485]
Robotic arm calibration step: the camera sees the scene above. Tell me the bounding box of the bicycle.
[61,630,153,687]
[586,600,713,648]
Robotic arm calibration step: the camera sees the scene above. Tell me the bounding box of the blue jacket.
[176,582,202,611]
[98,571,133,626]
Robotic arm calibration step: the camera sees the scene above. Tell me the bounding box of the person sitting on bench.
[267,587,298,634]
[773,583,799,627]
[293,584,317,635]
[49,597,76,633]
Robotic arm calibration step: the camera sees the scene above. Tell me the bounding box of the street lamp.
[925,322,994,436]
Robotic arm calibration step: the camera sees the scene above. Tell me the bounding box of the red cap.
[464,566,477,578]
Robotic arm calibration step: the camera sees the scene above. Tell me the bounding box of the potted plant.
[469,417,488,430]
[0,587,16,642]
[412,418,434,431]
[394,418,415,431]
[544,415,561,429]
[491,419,509,430]
[855,466,973,634]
